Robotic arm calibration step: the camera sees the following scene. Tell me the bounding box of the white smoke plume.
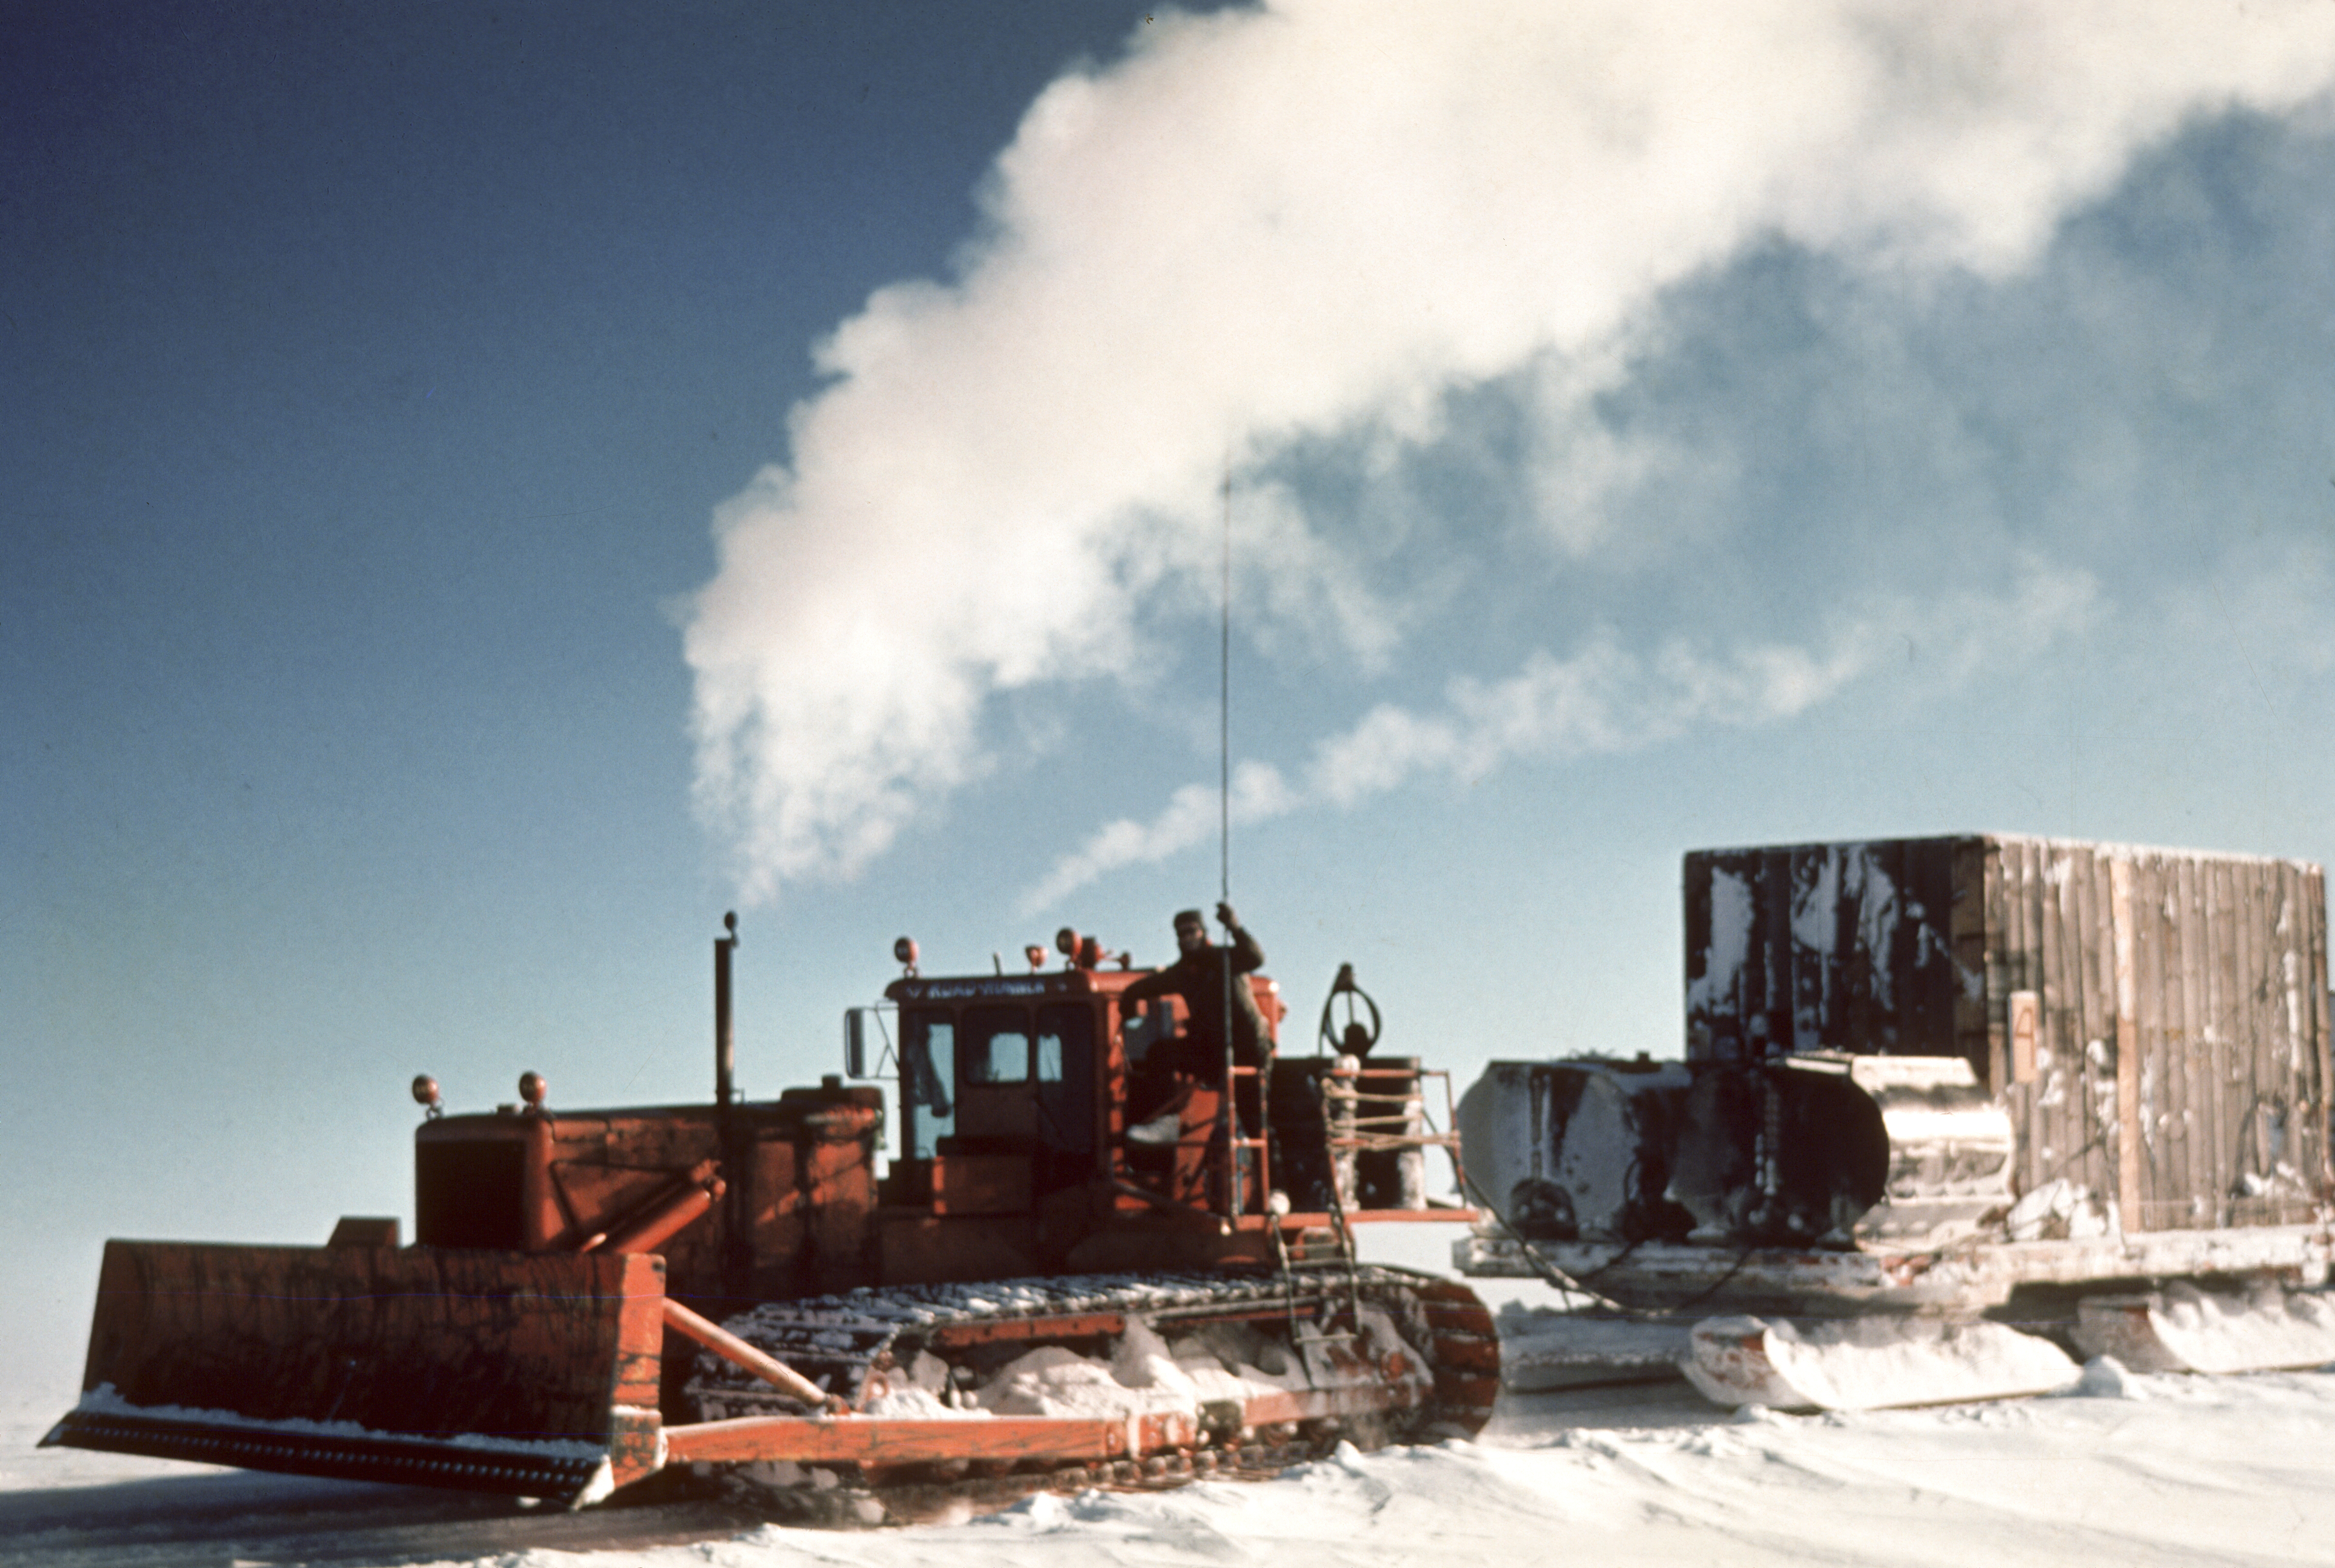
[684,1,2335,901]
[1021,556,2101,908]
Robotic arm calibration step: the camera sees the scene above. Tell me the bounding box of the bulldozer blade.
[1682,1314,2078,1411]
[44,1241,666,1504]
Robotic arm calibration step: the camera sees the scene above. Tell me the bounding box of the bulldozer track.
[698,1266,1476,1390]
[680,1264,1499,1523]
[691,1418,1390,1528]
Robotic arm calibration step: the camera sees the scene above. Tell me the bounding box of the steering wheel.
[1316,962,1381,1058]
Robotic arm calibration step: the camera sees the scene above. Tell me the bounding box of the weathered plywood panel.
[2213,858,2232,1213]
[1684,834,2327,1238]
[2241,863,2273,1185]
[2312,863,2334,1202]
[2034,837,2072,1194]
[1955,836,1990,1076]
[2134,854,2177,1228]
[1684,838,1969,1068]
[2173,855,2207,1225]
[2070,845,2103,1203]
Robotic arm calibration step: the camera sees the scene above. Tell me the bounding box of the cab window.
[962,1006,1032,1085]
[900,1009,956,1159]
[1036,1004,1088,1084]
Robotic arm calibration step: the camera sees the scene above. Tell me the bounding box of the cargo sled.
[1457,836,2335,1411]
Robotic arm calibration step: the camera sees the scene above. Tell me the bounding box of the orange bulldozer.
[48,918,1497,1520]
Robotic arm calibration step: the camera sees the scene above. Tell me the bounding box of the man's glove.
[1216,901,1239,931]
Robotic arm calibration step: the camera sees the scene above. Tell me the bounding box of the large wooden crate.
[1684,836,2331,1232]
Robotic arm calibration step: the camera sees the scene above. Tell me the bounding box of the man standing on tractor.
[1121,902,1266,1144]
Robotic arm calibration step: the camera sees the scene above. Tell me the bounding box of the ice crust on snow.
[2070,1355,2143,1399]
[22,1354,2335,1564]
[326,1370,2335,1564]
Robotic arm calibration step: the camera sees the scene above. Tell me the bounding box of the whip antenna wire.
[1219,463,1241,1219]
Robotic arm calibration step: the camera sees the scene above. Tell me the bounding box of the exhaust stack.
[715,911,738,1105]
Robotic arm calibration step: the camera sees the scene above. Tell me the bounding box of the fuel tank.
[1460,1055,2012,1251]
[1456,1058,1695,1244]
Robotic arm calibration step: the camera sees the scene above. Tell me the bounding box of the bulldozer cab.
[869,947,1474,1248]
[873,955,1299,1232]
[896,1000,1097,1181]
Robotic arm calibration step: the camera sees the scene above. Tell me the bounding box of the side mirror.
[844,1009,870,1079]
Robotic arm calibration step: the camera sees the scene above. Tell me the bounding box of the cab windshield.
[898,1001,1094,1159]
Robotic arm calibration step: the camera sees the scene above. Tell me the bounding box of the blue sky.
[8,2,2335,1399]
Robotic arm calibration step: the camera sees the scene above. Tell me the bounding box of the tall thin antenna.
[1218,460,1241,1220]
[1220,464,1232,903]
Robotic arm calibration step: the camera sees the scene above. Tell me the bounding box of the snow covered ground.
[9,1360,2335,1566]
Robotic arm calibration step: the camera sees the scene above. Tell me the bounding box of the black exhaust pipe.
[712,910,749,1304]
[714,911,738,1106]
